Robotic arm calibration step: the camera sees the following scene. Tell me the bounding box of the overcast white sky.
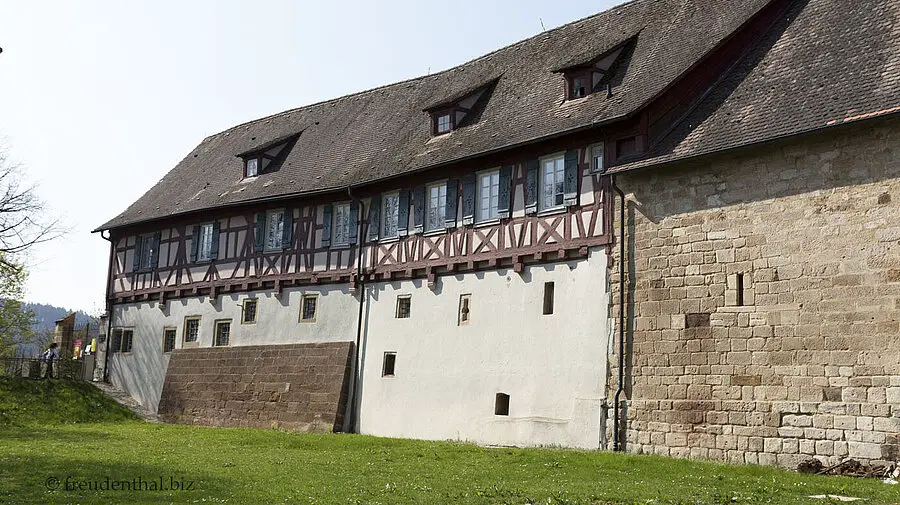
[0,0,619,313]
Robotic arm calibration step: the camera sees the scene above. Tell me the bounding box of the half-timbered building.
[96,0,900,465]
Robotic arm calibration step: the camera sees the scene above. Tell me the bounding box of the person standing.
[40,343,59,379]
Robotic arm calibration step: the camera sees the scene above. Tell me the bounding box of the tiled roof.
[609,0,900,174]
[96,0,772,231]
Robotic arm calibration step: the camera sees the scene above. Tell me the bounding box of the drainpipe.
[100,230,115,383]
[345,187,366,433]
[612,177,626,452]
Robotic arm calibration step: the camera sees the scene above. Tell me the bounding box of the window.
[495,393,510,416]
[110,328,123,353]
[476,170,500,222]
[197,223,216,262]
[300,294,318,322]
[458,294,471,325]
[435,113,452,134]
[136,234,155,271]
[571,76,587,98]
[184,317,200,343]
[333,202,352,246]
[242,299,258,324]
[540,154,566,210]
[214,321,231,347]
[543,282,555,315]
[163,328,176,353]
[381,193,400,239]
[121,329,134,353]
[382,352,396,377]
[395,296,411,319]
[590,143,605,173]
[264,210,285,252]
[245,157,259,178]
[425,182,447,232]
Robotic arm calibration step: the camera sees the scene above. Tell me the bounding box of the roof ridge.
[200,0,646,143]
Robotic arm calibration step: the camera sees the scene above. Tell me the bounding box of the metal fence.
[0,357,91,381]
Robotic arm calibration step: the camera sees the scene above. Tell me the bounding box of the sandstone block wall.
[610,116,900,468]
[158,342,353,432]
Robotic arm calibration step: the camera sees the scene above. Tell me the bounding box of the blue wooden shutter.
[321,204,332,247]
[564,149,579,206]
[190,225,200,263]
[150,232,161,268]
[498,165,513,218]
[210,221,221,259]
[348,201,359,245]
[281,208,292,250]
[525,159,539,215]
[132,235,143,271]
[461,175,476,225]
[412,186,425,234]
[445,179,458,228]
[368,194,381,242]
[397,190,410,237]
[254,213,266,252]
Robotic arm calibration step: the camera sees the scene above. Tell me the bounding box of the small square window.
[395,296,411,319]
[214,321,231,347]
[436,114,452,134]
[245,157,259,178]
[242,299,258,324]
[590,143,605,173]
[495,393,510,416]
[121,329,134,353]
[184,317,200,343]
[382,352,396,377]
[163,328,176,353]
[300,294,318,322]
[543,282,555,315]
[571,77,586,98]
[458,294,471,325]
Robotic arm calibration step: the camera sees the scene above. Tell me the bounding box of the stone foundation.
[610,116,900,468]
[158,342,353,432]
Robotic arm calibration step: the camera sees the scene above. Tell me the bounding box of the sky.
[0,0,620,313]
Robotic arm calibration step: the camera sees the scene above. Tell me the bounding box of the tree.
[0,144,63,357]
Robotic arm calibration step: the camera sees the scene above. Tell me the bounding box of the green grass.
[0,379,897,505]
[0,377,138,426]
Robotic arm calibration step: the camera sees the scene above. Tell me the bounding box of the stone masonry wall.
[610,115,900,468]
[158,342,353,432]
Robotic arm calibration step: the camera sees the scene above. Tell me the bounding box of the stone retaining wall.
[158,342,353,432]
[610,116,900,468]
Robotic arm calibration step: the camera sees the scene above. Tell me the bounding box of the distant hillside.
[25,303,93,332]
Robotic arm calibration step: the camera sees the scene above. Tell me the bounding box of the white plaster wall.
[357,246,611,449]
[107,283,358,411]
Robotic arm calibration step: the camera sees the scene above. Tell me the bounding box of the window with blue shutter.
[321,204,333,247]
[368,194,381,242]
[281,208,293,249]
[397,191,410,237]
[563,149,579,206]
[498,165,513,218]
[445,179,458,228]
[412,186,425,234]
[462,174,476,225]
[254,213,266,252]
[348,201,359,245]
[525,160,539,215]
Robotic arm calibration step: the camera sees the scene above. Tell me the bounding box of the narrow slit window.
[382,352,396,377]
[395,296,411,319]
[495,393,510,416]
[458,294,471,325]
[735,273,745,306]
[543,282,555,315]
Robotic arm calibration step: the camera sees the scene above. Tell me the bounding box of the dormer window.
[571,76,587,99]
[236,132,301,179]
[424,77,499,137]
[245,157,259,178]
[555,36,636,102]
[564,69,601,100]
[435,113,453,135]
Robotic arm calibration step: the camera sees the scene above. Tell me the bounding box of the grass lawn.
[1,379,898,505]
